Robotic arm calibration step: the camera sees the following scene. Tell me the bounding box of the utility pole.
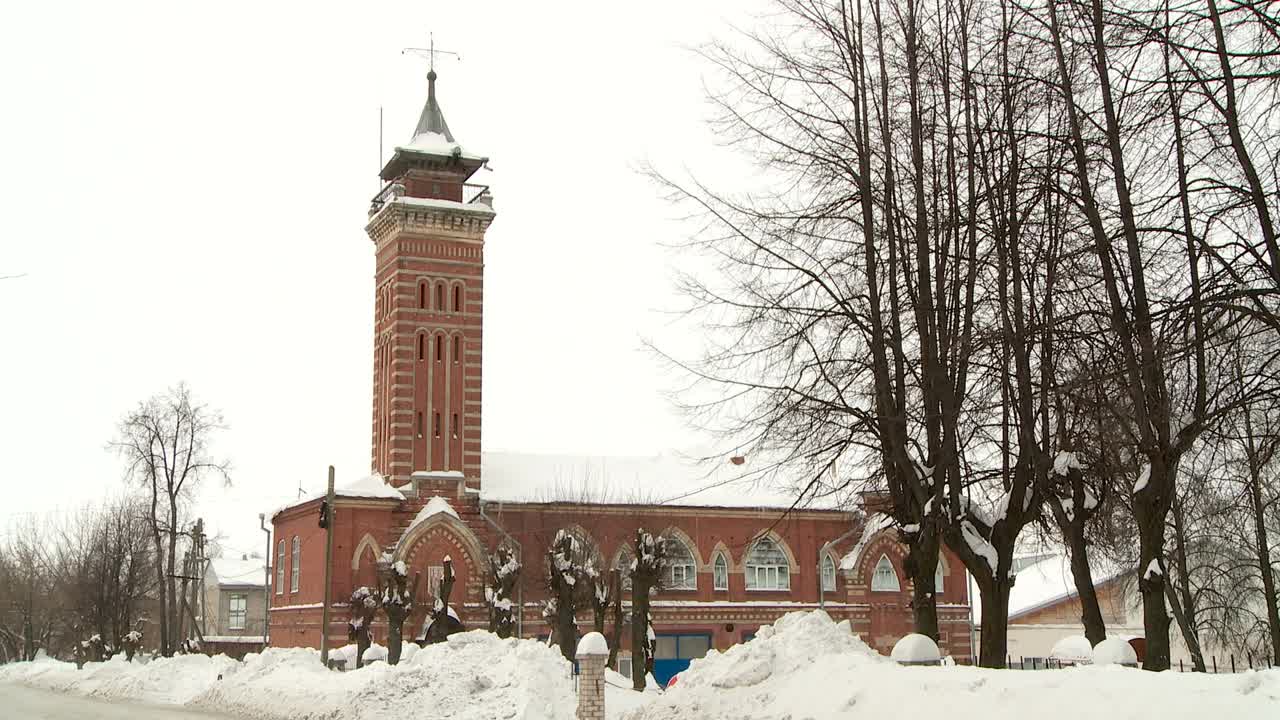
[319,466,336,666]
[260,513,271,645]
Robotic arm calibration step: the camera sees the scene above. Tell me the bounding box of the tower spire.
[404,33,460,142]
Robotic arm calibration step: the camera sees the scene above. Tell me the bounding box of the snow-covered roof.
[973,552,1131,623]
[479,450,843,510]
[397,131,487,163]
[272,473,405,518]
[838,513,895,570]
[409,496,460,531]
[207,556,267,588]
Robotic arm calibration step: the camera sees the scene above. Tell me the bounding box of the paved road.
[0,683,237,719]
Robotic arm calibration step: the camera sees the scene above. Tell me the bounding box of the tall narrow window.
[290,536,301,593]
[275,540,285,595]
[453,285,462,312]
[935,561,945,594]
[821,554,837,592]
[433,412,441,438]
[418,334,425,361]
[436,335,442,361]
[436,283,444,310]
[713,553,729,591]
[452,336,460,363]
[452,413,459,439]
[416,411,424,438]
[418,283,426,309]
[871,554,900,592]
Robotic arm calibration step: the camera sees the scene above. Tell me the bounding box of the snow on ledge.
[408,496,460,533]
[576,632,608,657]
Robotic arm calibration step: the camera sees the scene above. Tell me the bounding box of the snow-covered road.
[0,683,239,719]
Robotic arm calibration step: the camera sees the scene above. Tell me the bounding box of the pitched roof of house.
[971,552,1131,624]
[207,555,268,589]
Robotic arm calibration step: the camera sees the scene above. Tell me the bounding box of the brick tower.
[365,68,493,491]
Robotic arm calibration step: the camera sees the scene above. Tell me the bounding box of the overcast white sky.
[0,1,773,555]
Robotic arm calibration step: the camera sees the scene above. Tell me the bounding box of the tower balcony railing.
[369,182,492,215]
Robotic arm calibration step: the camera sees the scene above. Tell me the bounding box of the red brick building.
[269,69,973,680]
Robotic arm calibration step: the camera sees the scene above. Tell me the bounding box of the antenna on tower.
[402,32,460,72]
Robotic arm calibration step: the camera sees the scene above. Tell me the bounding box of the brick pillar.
[575,632,609,720]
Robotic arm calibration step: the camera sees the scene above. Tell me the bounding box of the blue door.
[653,633,711,687]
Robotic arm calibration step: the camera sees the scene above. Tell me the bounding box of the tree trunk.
[165,505,179,655]
[631,580,651,691]
[1136,500,1173,671]
[907,532,940,640]
[1240,409,1280,661]
[976,578,1011,668]
[1065,523,1106,646]
[607,570,623,669]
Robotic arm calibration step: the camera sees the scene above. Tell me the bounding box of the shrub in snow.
[486,543,521,639]
[121,630,144,662]
[1091,637,1138,667]
[1049,635,1094,666]
[890,633,941,665]
[379,559,420,665]
[347,586,381,668]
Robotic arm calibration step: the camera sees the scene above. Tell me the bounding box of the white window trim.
[821,554,837,592]
[744,563,790,591]
[871,554,900,592]
[290,536,301,593]
[712,553,729,591]
[228,594,248,630]
[275,541,285,595]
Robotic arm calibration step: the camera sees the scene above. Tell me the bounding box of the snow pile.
[1049,635,1094,664]
[1092,637,1139,666]
[0,652,238,705]
[1,631,576,720]
[622,611,1280,720]
[577,632,609,656]
[890,633,940,664]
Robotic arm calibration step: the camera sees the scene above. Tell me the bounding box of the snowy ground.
[1,683,237,719]
[3,614,1277,720]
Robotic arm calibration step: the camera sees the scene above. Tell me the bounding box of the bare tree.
[380,562,419,665]
[486,545,521,639]
[629,529,666,691]
[347,586,380,668]
[111,384,229,656]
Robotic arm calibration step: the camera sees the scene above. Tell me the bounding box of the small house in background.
[202,553,269,658]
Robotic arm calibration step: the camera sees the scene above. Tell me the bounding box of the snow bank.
[1,631,576,720]
[621,611,1280,720]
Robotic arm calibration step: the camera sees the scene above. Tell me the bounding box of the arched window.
[453,284,462,312]
[435,335,443,362]
[275,540,285,595]
[871,554,900,592]
[821,554,837,592]
[713,552,729,591]
[935,560,945,594]
[452,336,461,363]
[418,334,425,361]
[418,282,427,309]
[744,537,789,591]
[435,283,444,310]
[614,547,634,591]
[451,413,459,439]
[290,536,301,593]
[664,536,697,590]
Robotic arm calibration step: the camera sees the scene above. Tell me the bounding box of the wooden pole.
[320,466,336,666]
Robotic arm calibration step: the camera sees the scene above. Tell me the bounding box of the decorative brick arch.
[351,533,381,570]
[559,524,604,567]
[351,533,381,592]
[854,533,909,587]
[660,526,704,569]
[704,540,736,573]
[745,529,800,572]
[392,512,486,573]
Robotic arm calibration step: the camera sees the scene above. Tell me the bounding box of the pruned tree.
[380,561,419,665]
[347,586,380,668]
[606,568,624,669]
[111,383,229,656]
[629,529,666,691]
[546,529,589,662]
[486,544,521,639]
[422,556,463,644]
